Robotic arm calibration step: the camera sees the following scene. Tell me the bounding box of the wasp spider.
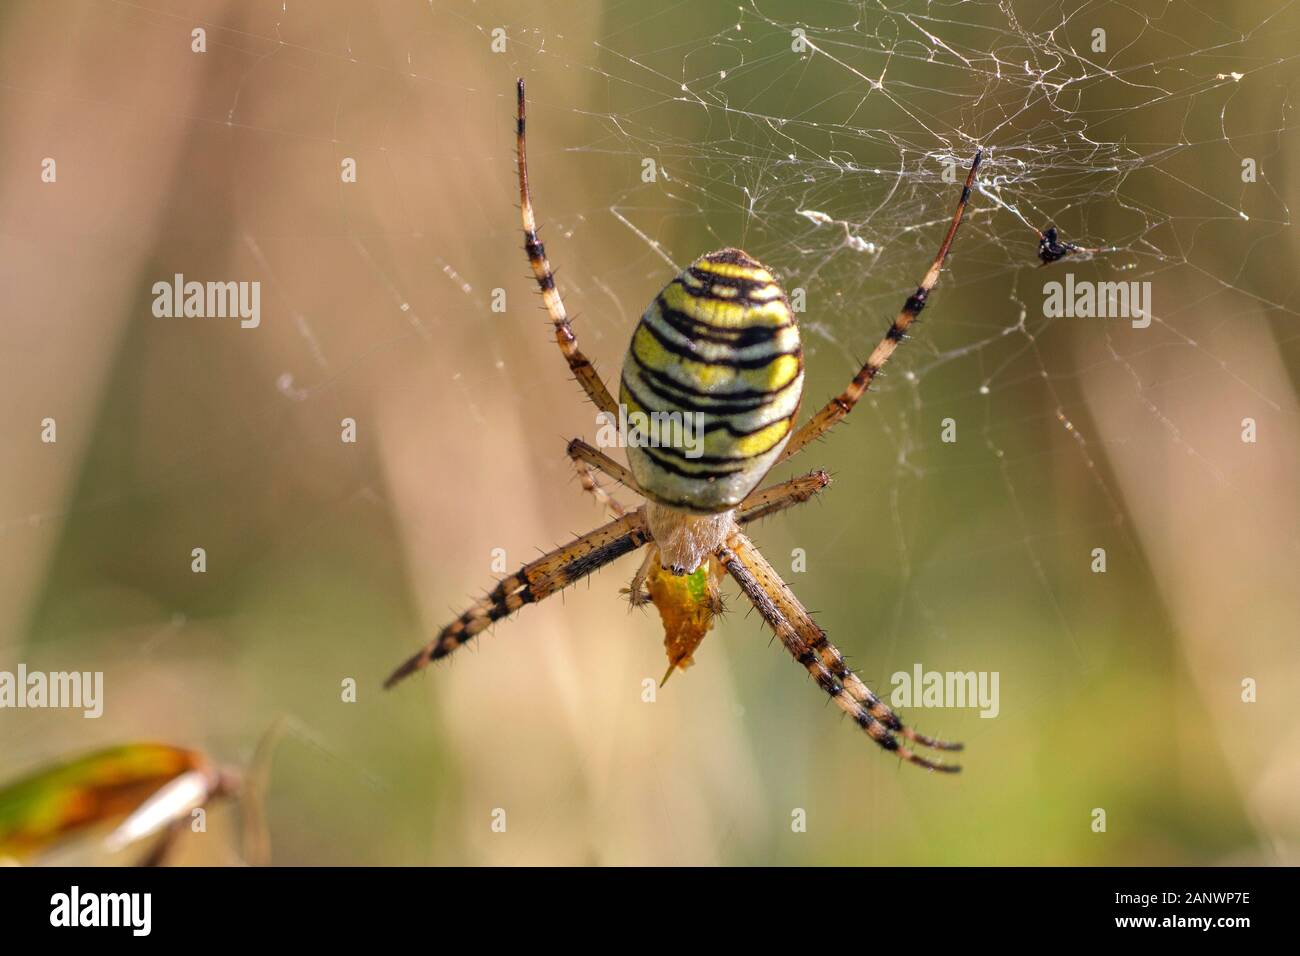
[387,79,983,773]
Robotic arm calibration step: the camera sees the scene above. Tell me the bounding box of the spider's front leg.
[716,529,961,772]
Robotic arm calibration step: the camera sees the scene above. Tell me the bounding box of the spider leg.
[717,529,961,772]
[385,511,651,688]
[517,78,620,418]
[566,439,642,515]
[779,149,982,464]
[737,470,831,525]
[620,546,657,608]
[570,454,628,518]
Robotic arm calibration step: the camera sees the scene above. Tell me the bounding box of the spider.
[385,78,982,773]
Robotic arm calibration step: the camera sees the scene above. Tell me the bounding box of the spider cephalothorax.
[385,78,981,772]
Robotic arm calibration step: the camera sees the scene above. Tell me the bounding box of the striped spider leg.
[778,149,983,463]
[517,78,620,419]
[717,530,961,772]
[384,510,651,688]
[736,470,831,524]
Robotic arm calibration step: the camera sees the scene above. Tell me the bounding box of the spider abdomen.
[619,248,803,514]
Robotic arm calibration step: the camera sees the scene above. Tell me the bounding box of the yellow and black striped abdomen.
[619,248,803,513]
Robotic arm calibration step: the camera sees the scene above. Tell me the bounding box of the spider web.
[534,0,1299,795]
[1,0,1297,864]
[560,3,1299,672]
